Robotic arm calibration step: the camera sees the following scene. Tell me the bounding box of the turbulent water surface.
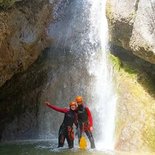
[0,140,153,155]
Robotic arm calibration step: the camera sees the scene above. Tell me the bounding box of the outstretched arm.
[45,102,68,113]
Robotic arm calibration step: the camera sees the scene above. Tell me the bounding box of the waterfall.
[39,0,117,150]
[81,0,117,150]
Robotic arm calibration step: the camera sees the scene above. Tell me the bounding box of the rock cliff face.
[0,48,51,141]
[1,0,155,152]
[106,1,155,151]
[110,46,155,152]
[0,0,55,141]
[106,0,155,64]
[0,0,52,87]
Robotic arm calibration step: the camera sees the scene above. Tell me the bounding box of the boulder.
[0,0,52,87]
[106,0,155,64]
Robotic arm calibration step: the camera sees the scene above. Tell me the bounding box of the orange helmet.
[69,101,77,107]
[75,96,83,104]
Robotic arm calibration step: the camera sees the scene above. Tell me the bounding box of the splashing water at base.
[0,140,153,155]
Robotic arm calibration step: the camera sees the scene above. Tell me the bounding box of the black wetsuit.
[46,104,77,148]
[58,110,77,148]
[77,105,95,149]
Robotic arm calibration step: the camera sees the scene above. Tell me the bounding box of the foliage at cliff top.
[0,0,22,8]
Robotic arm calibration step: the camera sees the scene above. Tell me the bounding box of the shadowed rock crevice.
[110,44,155,99]
[134,0,140,12]
[0,48,51,141]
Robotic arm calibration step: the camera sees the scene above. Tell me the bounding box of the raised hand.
[44,101,51,106]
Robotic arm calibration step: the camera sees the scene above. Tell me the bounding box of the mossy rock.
[109,53,122,70]
[143,116,155,151]
[0,0,22,8]
[109,53,155,151]
[106,0,114,22]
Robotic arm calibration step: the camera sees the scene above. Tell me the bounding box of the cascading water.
[39,0,117,151]
[85,1,117,150]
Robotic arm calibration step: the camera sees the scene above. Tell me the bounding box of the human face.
[70,105,76,110]
[77,102,83,106]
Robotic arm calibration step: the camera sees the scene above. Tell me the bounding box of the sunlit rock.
[106,0,155,64]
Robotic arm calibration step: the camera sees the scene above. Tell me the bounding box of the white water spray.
[78,0,117,150]
[40,0,117,151]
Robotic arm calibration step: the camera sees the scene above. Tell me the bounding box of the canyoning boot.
[68,143,74,149]
[85,130,95,149]
[90,140,95,149]
[58,124,66,147]
[89,136,95,149]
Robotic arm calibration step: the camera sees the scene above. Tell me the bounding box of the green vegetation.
[122,63,138,75]
[109,53,138,75]
[106,0,113,22]
[109,53,155,151]
[0,0,21,8]
[109,54,122,70]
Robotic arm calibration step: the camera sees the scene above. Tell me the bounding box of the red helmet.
[75,96,83,104]
[69,101,77,107]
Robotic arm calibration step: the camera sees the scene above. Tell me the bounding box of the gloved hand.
[90,126,93,132]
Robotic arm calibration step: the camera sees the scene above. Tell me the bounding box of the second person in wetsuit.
[75,96,95,149]
[45,101,78,148]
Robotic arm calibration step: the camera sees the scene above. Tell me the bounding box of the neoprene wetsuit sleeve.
[46,104,68,113]
[86,107,93,127]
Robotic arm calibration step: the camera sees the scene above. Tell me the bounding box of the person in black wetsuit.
[45,101,78,148]
[75,96,95,149]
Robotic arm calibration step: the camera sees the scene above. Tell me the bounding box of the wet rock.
[110,46,155,151]
[0,0,52,87]
[106,0,155,64]
[0,48,49,141]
